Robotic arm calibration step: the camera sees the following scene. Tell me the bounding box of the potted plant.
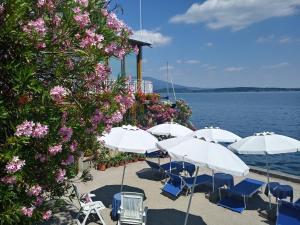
[133,154,139,162]
[138,154,145,161]
[113,156,120,167]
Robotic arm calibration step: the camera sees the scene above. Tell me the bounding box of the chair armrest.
[88,193,96,198]
[143,206,148,216]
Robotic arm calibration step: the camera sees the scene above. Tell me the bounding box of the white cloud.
[169,0,300,31]
[256,34,275,43]
[206,42,213,47]
[224,67,244,72]
[177,59,200,64]
[261,62,290,69]
[159,65,174,71]
[131,29,172,46]
[279,37,292,43]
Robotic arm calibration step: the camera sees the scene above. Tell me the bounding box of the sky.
[112,0,300,88]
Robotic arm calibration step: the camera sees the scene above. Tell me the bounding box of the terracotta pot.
[138,158,145,161]
[133,158,138,162]
[100,164,106,171]
[97,164,105,171]
[119,161,125,166]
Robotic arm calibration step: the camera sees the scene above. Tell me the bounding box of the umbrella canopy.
[228,131,300,209]
[147,122,193,137]
[102,125,158,153]
[228,132,300,155]
[193,126,241,143]
[157,136,249,176]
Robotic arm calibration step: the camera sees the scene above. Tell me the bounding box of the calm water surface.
[176,92,300,176]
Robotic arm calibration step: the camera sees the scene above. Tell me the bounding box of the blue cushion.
[229,178,265,197]
[162,183,182,197]
[218,196,245,213]
[277,201,300,225]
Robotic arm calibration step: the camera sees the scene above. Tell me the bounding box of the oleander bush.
[0,0,136,224]
[124,92,193,130]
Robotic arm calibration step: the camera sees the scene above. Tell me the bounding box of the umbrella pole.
[266,155,271,209]
[212,170,215,192]
[120,163,126,193]
[184,166,199,225]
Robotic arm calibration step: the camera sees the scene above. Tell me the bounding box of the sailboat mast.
[166,62,170,99]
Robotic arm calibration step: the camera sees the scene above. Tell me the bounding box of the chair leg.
[82,209,92,225]
[95,208,106,225]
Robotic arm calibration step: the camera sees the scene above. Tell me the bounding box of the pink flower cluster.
[15,120,48,138]
[59,126,73,142]
[91,109,104,128]
[32,122,49,138]
[43,210,52,220]
[85,63,109,90]
[22,18,47,37]
[37,0,54,9]
[50,85,68,103]
[34,196,44,206]
[73,8,90,29]
[56,169,66,183]
[0,4,4,14]
[80,29,104,49]
[70,140,78,152]
[21,206,34,217]
[35,153,48,162]
[5,156,25,174]
[104,42,127,59]
[133,45,139,55]
[1,176,16,184]
[49,144,62,156]
[53,14,61,27]
[27,184,42,197]
[107,111,123,124]
[106,13,126,32]
[61,155,75,166]
[74,0,89,7]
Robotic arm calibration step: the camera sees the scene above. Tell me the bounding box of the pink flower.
[74,12,90,28]
[35,153,47,162]
[66,59,74,70]
[32,122,48,138]
[73,7,81,14]
[1,176,16,184]
[104,42,117,54]
[75,0,89,7]
[0,4,4,14]
[106,13,125,32]
[115,48,126,59]
[107,111,123,124]
[50,86,68,103]
[59,126,73,142]
[42,210,52,220]
[15,120,35,137]
[37,0,45,7]
[70,140,78,152]
[22,18,47,37]
[36,42,46,49]
[101,8,108,17]
[133,45,139,55]
[61,155,75,165]
[5,156,25,174]
[53,14,61,26]
[34,196,44,206]
[27,184,42,197]
[49,144,62,156]
[56,169,66,183]
[21,207,34,217]
[79,29,104,49]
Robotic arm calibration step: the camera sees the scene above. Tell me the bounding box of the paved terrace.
[45,158,300,225]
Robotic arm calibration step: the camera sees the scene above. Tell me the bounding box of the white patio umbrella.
[100,125,158,192]
[157,136,249,225]
[228,131,300,208]
[193,126,242,143]
[147,121,193,137]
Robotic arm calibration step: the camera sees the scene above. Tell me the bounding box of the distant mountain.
[144,77,300,93]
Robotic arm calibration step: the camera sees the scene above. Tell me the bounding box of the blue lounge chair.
[162,173,212,197]
[218,178,265,213]
[294,198,300,206]
[162,173,184,197]
[276,200,300,225]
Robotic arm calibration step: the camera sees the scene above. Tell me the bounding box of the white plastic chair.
[73,184,106,225]
[118,192,147,225]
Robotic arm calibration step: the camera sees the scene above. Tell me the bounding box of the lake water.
[176,92,300,176]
